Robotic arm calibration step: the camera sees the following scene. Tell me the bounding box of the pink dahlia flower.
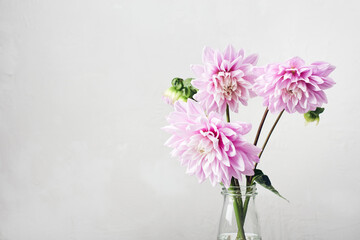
[191,45,260,115]
[253,57,335,114]
[163,99,261,187]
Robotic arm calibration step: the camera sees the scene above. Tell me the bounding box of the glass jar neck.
[221,185,257,197]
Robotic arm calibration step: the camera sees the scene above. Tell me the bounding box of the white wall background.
[0,0,359,239]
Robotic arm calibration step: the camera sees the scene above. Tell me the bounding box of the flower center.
[216,72,237,99]
[197,147,206,154]
[196,128,220,156]
[196,137,212,156]
[282,85,302,102]
[286,67,299,76]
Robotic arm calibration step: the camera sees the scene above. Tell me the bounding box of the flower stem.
[226,105,231,123]
[243,109,285,219]
[257,109,285,160]
[226,105,246,239]
[226,106,240,186]
[243,108,269,218]
[246,108,269,185]
[253,108,269,146]
[230,179,246,240]
[242,189,251,222]
[226,105,239,187]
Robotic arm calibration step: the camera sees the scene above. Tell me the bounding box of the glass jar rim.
[221,184,257,196]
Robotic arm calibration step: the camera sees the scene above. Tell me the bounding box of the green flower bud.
[304,107,325,125]
[182,87,192,98]
[171,78,184,91]
[183,78,194,88]
[164,77,198,105]
[183,78,198,99]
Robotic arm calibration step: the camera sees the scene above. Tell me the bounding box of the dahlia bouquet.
[163,45,335,239]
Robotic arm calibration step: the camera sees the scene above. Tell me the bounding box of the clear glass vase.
[217,185,261,240]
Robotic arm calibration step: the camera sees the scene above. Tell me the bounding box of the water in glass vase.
[217,233,261,240]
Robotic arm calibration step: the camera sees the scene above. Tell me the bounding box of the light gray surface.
[0,0,359,239]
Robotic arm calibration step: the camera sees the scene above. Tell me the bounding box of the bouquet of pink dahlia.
[163,45,335,239]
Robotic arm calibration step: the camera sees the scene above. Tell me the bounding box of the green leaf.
[253,169,289,202]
